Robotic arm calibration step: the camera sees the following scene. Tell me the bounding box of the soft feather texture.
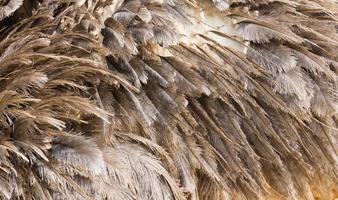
[0,0,337,200]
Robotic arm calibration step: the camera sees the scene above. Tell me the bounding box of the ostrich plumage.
[0,0,337,199]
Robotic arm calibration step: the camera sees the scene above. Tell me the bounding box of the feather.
[212,0,230,11]
[235,22,303,44]
[6,71,48,92]
[52,134,105,175]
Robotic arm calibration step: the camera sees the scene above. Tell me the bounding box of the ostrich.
[0,0,337,199]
